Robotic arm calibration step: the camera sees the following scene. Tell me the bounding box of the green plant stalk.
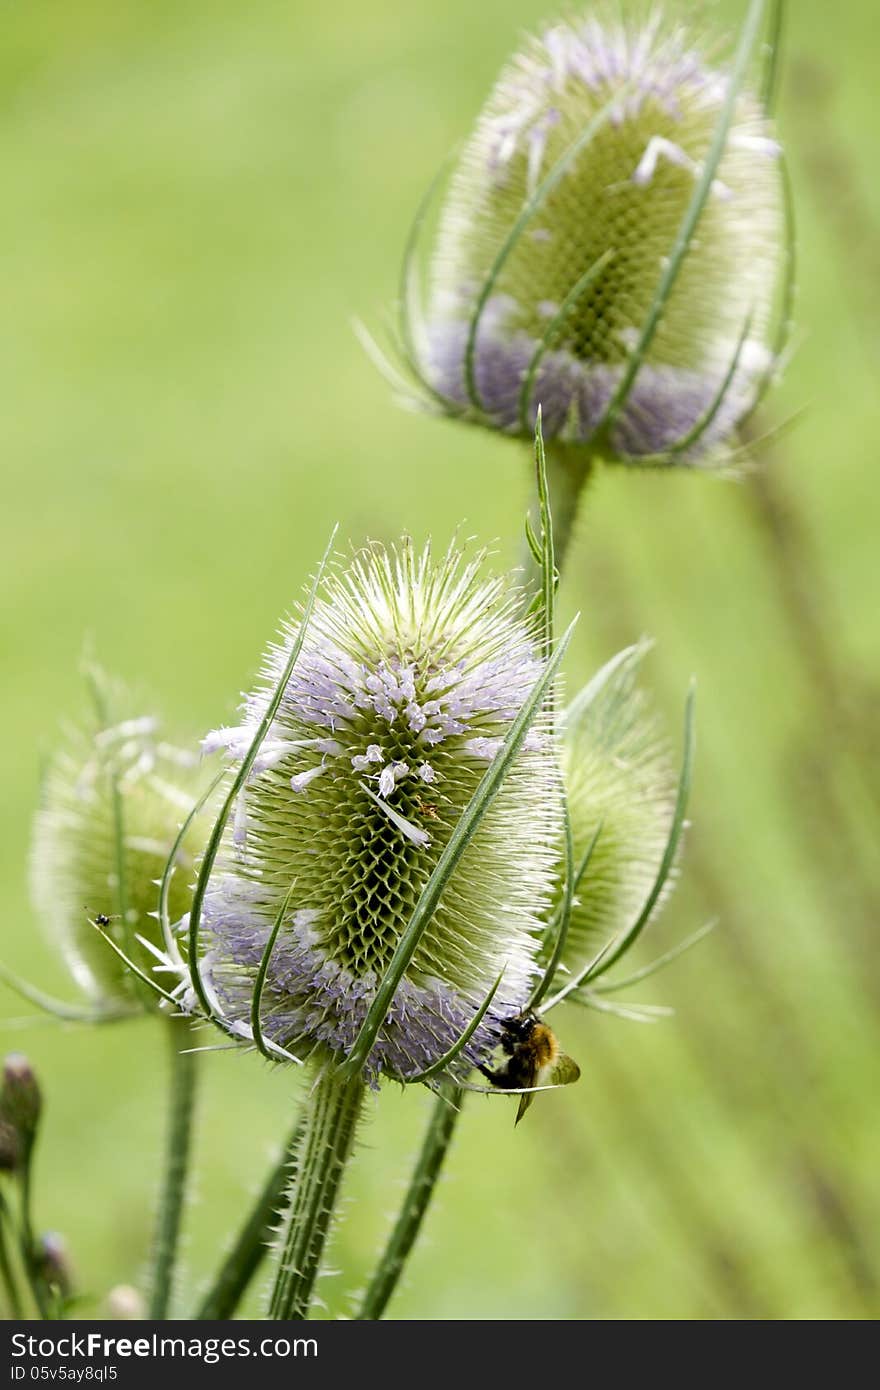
[16,1139,50,1320]
[148,1020,198,1319]
[358,1084,461,1320]
[0,1195,24,1319]
[194,1118,302,1321]
[267,1067,364,1320]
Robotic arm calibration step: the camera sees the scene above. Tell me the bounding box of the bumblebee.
[479,1011,580,1125]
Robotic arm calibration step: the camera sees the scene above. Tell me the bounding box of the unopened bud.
[0,1118,19,1173]
[1,1054,42,1154]
[37,1233,73,1301]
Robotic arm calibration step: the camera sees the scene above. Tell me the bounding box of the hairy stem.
[358,1083,461,1320]
[148,1021,198,1319]
[267,1067,364,1320]
[194,1118,302,1321]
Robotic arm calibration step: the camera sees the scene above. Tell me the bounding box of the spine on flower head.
[29,674,211,1009]
[195,538,564,1082]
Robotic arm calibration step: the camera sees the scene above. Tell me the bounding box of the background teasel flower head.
[194,539,563,1082]
[397,2,789,466]
[559,643,678,970]
[29,676,208,1009]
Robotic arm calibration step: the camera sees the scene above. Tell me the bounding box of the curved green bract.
[410,968,505,1085]
[581,683,695,984]
[158,765,228,968]
[594,0,769,444]
[186,528,337,1021]
[529,817,603,1011]
[463,86,634,413]
[517,249,616,435]
[0,962,138,1025]
[251,882,300,1063]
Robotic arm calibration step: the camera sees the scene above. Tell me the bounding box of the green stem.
[0,1195,24,1319]
[19,1160,50,1319]
[148,1021,198,1319]
[358,1084,461,1320]
[267,1067,364,1320]
[194,1118,302,1320]
[522,443,593,593]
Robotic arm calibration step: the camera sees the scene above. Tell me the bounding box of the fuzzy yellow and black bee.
[479,1011,580,1125]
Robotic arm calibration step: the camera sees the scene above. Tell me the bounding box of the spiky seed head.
[196,539,563,1082]
[559,646,677,967]
[416,4,786,464]
[29,679,209,1009]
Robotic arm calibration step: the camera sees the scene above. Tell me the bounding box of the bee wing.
[549,1053,581,1087]
[515,1090,535,1126]
[514,1055,540,1127]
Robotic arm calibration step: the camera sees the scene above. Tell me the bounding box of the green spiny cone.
[29,675,209,1009]
[195,538,563,1081]
[559,645,677,968]
[405,3,787,465]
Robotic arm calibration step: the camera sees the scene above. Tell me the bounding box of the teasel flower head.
[187,538,564,1084]
[559,643,678,971]
[28,674,209,1013]
[388,1,791,468]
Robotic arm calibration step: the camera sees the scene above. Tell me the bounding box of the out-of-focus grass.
[1,0,877,1319]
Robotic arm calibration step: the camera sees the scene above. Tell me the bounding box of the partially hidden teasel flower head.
[559,645,677,969]
[30,677,209,1009]
[406,3,787,465]
[196,539,563,1083]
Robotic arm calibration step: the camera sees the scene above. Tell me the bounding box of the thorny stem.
[148,1021,198,1319]
[267,1067,364,1320]
[358,1084,462,1320]
[195,1118,303,1320]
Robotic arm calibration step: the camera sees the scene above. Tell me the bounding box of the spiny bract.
[416,3,786,464]
[30,681,208,1007]
[196,540,563,1082]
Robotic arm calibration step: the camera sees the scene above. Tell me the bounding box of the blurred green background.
[2,0,878,1320]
